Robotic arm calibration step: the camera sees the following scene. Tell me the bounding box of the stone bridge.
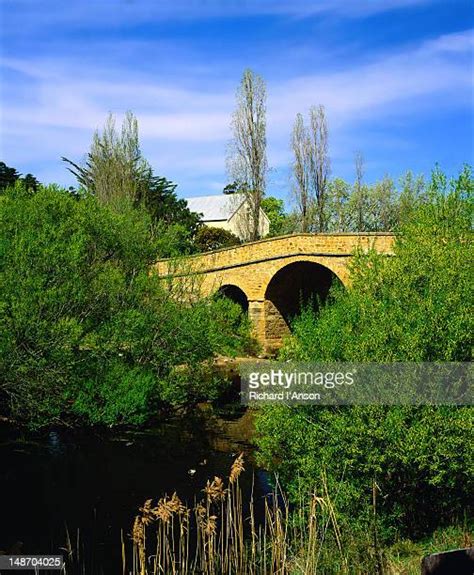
[155,233,395,354]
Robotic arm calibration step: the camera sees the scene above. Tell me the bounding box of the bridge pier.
[248,300,266,351]
[263,299,291,355]
[248,299,291,356]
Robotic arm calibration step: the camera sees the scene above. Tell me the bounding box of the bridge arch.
[263,260,343,349]
[215,284,249,314]
[155,233,395,353]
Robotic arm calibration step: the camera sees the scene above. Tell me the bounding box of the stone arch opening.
[264,261,342,346]
[215,284,249,314]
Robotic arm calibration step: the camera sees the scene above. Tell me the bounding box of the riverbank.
[0,406,268,572]
[2,406,472,574]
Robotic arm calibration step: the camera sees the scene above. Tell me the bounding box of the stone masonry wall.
[154,233,395,354]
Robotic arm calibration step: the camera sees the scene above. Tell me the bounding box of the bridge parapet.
[156,233,394,277]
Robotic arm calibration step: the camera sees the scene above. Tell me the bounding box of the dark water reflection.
[0,409,269,573]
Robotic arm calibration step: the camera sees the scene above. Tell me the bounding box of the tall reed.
[127,453,353,575]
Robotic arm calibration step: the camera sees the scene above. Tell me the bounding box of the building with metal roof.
[185,193,270,240]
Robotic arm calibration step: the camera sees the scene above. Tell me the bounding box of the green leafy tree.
[137,174,202,254]
[0,182,251,428]
[256,166,473,538]
[256,404,473,540]
[326,178,351,231]
[347,151,370,231]
[137,175,200,229]
[396,170,426,227]
[21,173,41,193]
[326,170,428,233]
[366,175,397,231]
[62,111,150,206]
[63,112,201,251]
[194,225,240,252]
[1,163,41,195]
[261,196,287,236]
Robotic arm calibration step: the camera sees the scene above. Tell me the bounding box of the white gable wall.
[228,203,270,240]
[186,193,270,240]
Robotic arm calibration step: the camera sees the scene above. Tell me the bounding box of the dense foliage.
[259,171,429,235]
[261,196,287,236]
[0,183,251,428]
[255,167,473,539]
[62,112,201,253]
[137,175,201,240]
[283,167,472,362]
[194,225,241,251]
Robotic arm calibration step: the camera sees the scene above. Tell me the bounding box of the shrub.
[280,166,473,363]
[0,183,251,427]
[256,404,473,539]
[194,225,241,251]
[255,166,474,538]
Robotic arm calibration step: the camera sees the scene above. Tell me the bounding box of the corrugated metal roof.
[185,193,245,221]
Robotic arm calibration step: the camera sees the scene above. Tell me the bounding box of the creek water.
[0,407,269,573]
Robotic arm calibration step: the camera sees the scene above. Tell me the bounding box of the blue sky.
[0,0,473,202]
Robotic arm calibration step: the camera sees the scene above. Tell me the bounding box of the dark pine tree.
[137,175,201,236]
[0,162,21,191]
[22,173,41,193]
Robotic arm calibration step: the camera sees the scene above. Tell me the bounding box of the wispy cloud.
[269,29,473,128]
[1,0,438,32]
[3,29,470,144]
[1,0,472,195]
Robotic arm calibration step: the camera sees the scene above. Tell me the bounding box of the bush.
[280,166,473,363]
[194,225,240,251]
[0,183,251,427]
[256,404,473,539]
[255,166,474,539]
